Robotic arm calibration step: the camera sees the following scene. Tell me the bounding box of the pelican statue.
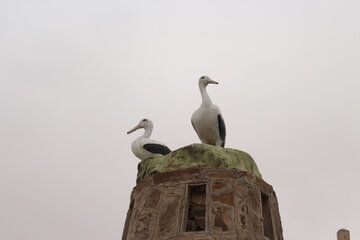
[127,118,171,160]
[191,75,226,147]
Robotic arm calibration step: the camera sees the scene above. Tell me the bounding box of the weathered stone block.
[255,178,273,195]
[132,182,149,208]
[247,187,261,217]
[210,205,234,234]
[251,214,262,239]
[211,181,232,193]
[205,169,246,180]
[211,192,235,207]
[152,168,201,184]
[235,202,250,233]
[234,182,249,199]
[126,206,139,239]
[156,197,181,239]
[130,211,154,240]
[144,188,161,210]
[163,186,185,197]
[244,172,257,184]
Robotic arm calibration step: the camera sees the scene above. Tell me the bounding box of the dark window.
[261,193,275,240]
[184,184,206,232]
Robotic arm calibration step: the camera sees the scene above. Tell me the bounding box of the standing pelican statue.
[127,118,171,160]
[191,75,226,147]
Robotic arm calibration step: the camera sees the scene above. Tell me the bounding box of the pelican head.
[199,75,219,87]
[127,118,153,134]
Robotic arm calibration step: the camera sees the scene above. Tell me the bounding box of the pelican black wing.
[143,144,171,155]
[218,114,226,147]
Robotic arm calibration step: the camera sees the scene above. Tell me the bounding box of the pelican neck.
[142,126,153,138]
[199,84,212,105]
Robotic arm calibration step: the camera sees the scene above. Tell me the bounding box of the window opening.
[261,193,275,240]
[184,184,206,232]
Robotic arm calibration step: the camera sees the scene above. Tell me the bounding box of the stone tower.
[337,229,350,240]
[122,144,284,240]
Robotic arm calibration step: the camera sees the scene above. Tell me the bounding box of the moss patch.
[138,144,262,179]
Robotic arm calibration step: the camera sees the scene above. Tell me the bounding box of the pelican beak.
[207,79,219,85]
[127,124,141,134]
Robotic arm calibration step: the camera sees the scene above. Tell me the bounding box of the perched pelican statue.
[127,118,171,160]
[191,75,226,147]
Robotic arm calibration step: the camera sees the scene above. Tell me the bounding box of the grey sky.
[1,0,359,239]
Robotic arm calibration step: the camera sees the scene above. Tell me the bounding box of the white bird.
[127,118,171,160]
[191,75,226,147]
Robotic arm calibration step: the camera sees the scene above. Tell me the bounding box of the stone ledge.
[137,143,262,180]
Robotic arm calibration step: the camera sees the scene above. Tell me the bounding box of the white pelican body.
[127,118,171,160]
[191,76,226,147]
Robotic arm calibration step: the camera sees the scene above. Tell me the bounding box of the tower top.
[337,229,350,240]
[123,144,283,240]
[137,143,262,180]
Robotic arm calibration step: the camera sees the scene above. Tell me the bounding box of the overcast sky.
[1,0,359,239]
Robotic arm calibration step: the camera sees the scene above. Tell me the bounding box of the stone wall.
[122,168,283,240]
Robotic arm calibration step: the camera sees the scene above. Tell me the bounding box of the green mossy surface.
[138,143,262,179]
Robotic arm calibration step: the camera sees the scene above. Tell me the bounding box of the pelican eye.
[200,76,205,79]
[142,119,146,122]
